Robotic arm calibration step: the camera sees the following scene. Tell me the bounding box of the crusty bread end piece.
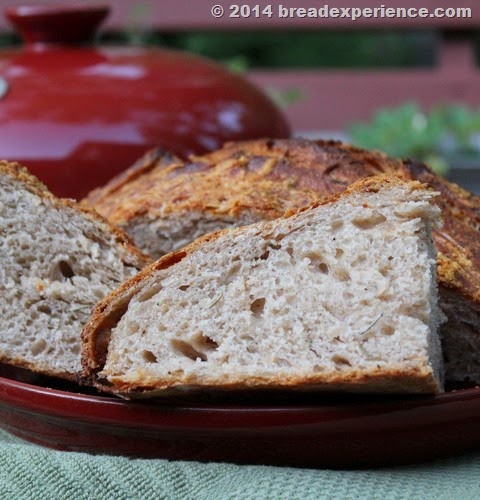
[0,161,151,379]
[82,176,445,396]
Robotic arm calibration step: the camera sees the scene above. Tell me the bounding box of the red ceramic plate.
[0,364,479,469]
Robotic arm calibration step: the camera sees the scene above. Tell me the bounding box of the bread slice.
[84,139,480,386]
[0,161,151,379]
[82,176,444,397]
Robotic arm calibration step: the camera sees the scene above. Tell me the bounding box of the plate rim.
[1,370,480,430]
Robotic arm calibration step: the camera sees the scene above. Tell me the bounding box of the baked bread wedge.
[82,176,444,397]
[0,161,151,380]
[84,139,480,385]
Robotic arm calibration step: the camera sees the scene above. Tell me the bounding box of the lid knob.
[5,5,109,48]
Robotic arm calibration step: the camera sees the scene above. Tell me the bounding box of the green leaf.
[348,102,480,175]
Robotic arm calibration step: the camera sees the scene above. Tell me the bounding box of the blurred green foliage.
[348,103,480,175]
[98,30,436,69]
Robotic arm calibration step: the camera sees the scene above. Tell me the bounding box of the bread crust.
[0,355,75,381]
[81,175,441,395]
[84,139,405,224]
[402,160,480,304]
[101,367,440,398]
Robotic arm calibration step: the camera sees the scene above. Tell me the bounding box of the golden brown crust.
[81,175,439,395]
[102,367,440,398]
[0,160,152,270]
[84,139,405,224]
[84,148,182,207]
[0,353,76,382]
[402,160,480,304]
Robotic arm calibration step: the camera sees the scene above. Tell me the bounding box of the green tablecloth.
[0,429,478,500]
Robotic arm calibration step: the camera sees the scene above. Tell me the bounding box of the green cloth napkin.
[0,429,478,500]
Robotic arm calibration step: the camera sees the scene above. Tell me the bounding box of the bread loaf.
[82,176,444,396]
[0,161,151,379]
[84,139,480,385]
[84,141,406,259]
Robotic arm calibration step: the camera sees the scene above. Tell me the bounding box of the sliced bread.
[84,139,480,385]
[0,161,151,379]
[82,176,444,396]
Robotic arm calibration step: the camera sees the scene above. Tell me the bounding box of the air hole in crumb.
[332,354,351,367]
[323,302,337,316]
[142,350,158,363]
[335,248,344,259]
[285,246,294,257]
[331,219,344,231]
[352,255,367,267]
[92,289,105,300]
[241,335,254,342]
[178,285,190,291]
[137,284,163,303]
[379,266,389,277]
[171,339,207,362]
[226,262,241,279]
[304,252,330,274]
[318,263,329,274]
[58,260,74,279]
[31,339,47,356]
[343,291,353,301]
[250,297,266,317]
[352,213,386,229]
[274,357,291,367]
[191,332,219,352]
[334,268,351,282]
[38,304,51,315]
[381,325,395,336]
[259,250,270,260]
[304,251,322,264]
[128,322,140,334]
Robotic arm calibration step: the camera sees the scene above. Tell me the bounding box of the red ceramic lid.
[0,5,290,198]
